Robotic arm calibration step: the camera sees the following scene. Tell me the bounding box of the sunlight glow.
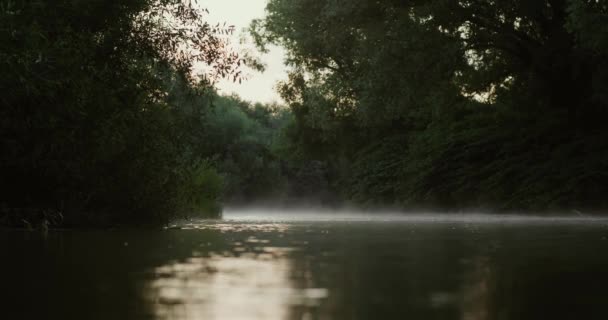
[198,0,288,103]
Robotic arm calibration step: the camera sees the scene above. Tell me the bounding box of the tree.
[0,0,242,226]
[251,0,608,211]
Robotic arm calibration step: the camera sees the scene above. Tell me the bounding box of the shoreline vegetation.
[2,0,608,228]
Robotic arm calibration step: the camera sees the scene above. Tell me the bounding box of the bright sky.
[199,0,288,104]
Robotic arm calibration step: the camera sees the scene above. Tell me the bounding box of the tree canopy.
[0,0,244,226]
[251,0,608,211]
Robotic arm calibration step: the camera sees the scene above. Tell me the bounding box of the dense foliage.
[3,0,607,227]
[0,0,245,227]
[206,94,336,207]
[252,0,608,212]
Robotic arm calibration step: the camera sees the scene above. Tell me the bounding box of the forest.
[1,0,608,227]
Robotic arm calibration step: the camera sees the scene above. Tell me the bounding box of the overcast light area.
[199,0,289,104]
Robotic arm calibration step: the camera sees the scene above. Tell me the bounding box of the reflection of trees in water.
[286,248,334,320]
[283,224,476,319]
[1,229,229,319]
[459,226,608,320]
[281,224,608,320]
[478,228,608,320]
[7,223,608,319]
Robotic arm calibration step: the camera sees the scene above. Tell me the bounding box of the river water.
[3,209,608,320]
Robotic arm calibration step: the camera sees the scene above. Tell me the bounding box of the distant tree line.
[204,94,337,207]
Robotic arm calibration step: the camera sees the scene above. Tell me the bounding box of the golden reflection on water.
[172,222,291,233]
[460,256,494,320]
[145,223,327,320]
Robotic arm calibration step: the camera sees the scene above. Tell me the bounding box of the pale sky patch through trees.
[199,0,288,104]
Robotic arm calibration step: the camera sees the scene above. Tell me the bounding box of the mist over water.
[220,207,608,224]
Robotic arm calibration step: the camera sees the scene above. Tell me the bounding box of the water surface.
[3,210,608,319]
